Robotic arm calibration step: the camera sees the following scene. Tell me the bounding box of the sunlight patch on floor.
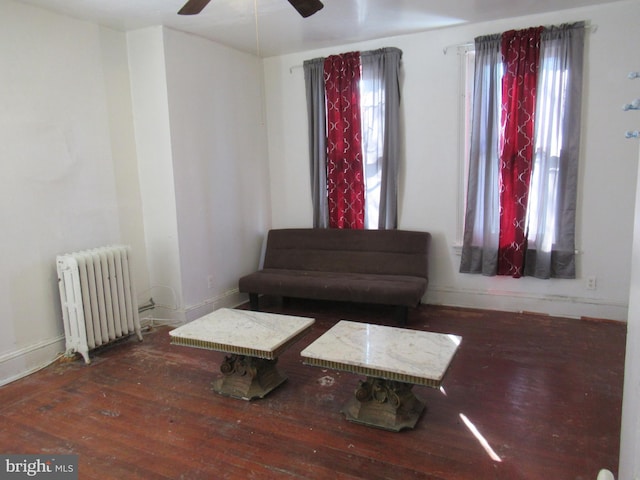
[459,413,502,462]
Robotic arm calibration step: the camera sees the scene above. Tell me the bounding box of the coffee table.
[169,308,314,400]
[300,320,461,431]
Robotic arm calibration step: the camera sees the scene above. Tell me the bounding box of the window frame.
[456,36,582,266]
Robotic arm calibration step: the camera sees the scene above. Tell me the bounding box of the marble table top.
[300,320,461,387]
[169,308,315,360]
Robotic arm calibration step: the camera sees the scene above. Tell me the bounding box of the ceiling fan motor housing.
[178,0,324,18]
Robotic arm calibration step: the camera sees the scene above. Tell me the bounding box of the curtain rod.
[442,42,473,55]
[289,47,402,74]
[442,23,597,55]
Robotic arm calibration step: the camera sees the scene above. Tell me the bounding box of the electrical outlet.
[586,276,597,290]
[207,275,214,289]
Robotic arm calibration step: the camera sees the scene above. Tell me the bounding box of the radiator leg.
[78,348,91,365]
[135,328,143,342]
[249,293,260,311]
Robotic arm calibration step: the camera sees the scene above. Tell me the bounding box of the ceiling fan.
[178,0,324,18]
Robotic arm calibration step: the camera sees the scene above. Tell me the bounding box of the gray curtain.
[361,48,403,229]
[303,47,402,230]
[303,57,328,228]
[459,34,503,274]
[524,22,585,278]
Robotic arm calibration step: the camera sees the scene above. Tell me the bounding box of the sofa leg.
[394,306,408,326]
[249,293,259,311]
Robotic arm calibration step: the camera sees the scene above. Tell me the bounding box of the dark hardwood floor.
[0,299,626,479]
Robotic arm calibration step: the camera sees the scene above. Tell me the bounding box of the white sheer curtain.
[360,48,402,229]
[360,54,384,229]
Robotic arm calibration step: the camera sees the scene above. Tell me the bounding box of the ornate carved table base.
[341,377,426,432]
[301,320,460,432]
[169,309,315,401]
[212,354,287,400]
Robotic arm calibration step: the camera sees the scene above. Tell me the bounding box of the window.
[304,48,402,230]
[459,23,585,279]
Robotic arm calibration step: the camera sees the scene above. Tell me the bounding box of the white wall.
[127,27,183,321]
[0,1,148,384]
[128,26,271,323]
[619,126,640,479]
[162,28,271,321]
[263,0,640,321]
[102,28,149,295]
[0,2,270,383]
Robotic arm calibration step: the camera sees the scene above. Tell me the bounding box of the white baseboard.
[426,286,628,321]
[0,335,66,386]
[146,288,247,326]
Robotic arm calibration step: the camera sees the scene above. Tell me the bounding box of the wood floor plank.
[0,300,625,479]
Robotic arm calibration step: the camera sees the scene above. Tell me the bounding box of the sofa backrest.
[263,228,431,279]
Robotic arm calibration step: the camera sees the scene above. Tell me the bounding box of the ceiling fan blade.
[287,0,324,18]
[178,0,212,15]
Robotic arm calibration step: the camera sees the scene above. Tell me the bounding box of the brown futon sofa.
[238,228,431,325]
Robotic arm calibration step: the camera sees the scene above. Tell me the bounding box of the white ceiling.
[15,0,620,57]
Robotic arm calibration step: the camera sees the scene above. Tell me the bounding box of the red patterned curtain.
[324,52,365,229]
[497,27,542,277]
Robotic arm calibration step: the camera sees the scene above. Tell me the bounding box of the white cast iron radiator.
[56,245,143,364]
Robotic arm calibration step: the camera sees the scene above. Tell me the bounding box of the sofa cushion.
[263,228,430,278]
[239,268,427,306]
